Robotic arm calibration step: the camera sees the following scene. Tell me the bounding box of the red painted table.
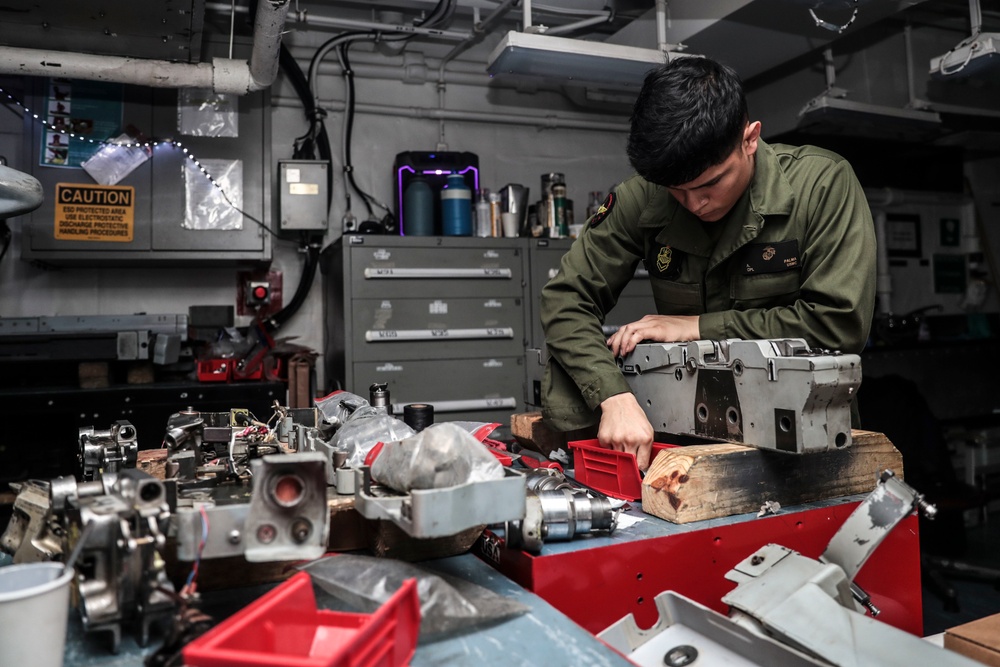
[475,494,922,637]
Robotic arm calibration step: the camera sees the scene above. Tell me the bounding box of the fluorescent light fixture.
[797,94,942,140]
[487,30,681,90]
[930,33,1000,79]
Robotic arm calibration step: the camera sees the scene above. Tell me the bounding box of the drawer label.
[364,267,512,279]
[484,299,502,308]
[375,363,403,372]
[373,249,391,260]
[429,300,448,314]
[365,327,514,342]
[483,359,504,368]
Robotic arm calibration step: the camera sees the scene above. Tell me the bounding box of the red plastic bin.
[196,359,231,383]
[569,439,679,501]
[182,572,421,667]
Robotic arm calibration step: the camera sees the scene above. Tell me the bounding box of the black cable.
[280,43,334,210]
[338,43,375,218]
[265,235,322,332]
[0,220,11,265]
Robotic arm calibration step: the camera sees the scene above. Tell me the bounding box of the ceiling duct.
[0,0,290,94]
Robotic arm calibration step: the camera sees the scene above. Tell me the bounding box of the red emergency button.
[253,285,268,300]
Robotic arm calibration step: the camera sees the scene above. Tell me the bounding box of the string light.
[0,84,246,207]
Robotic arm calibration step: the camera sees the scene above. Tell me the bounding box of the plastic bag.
[301,554,529,638]
[315,390,370,428]
[370,422,503,493]
[331,407,414,469]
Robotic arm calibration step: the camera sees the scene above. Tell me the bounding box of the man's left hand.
[607,314,700,357]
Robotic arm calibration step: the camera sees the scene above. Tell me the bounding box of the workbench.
[475,493,923,637]
[62,553,635,666]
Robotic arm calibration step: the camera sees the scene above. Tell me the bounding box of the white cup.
[501,212,519,238]
[0,562,74,667]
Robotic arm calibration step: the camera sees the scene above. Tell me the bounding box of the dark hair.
[627,57,748,187]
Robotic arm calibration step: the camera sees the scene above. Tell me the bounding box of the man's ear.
[744,121,762,156]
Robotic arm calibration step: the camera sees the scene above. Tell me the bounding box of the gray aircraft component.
[601,471,978,667]
[620,338,860,453]
[354,466,527,539]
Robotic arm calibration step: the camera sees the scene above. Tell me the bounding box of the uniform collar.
[748,139,795,218]
[641,139,795,257]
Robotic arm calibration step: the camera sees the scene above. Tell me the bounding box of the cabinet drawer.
[348,244,524,298]
[350,297,525,361]
[351,356,525,419]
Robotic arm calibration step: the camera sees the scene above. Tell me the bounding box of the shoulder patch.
[588,192,615,228]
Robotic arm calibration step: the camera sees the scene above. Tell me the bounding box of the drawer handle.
[390,397,518,414]
[366,327,514,342]
[364,267,512,279]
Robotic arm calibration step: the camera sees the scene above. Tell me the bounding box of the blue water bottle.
[440,173,472,236]
[403,176,434,236]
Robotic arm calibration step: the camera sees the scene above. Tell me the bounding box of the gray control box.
[278,160,329,231]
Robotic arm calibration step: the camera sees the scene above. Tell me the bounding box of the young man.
[540,56,876,470]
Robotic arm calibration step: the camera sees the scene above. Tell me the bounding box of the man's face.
[666,121,761,222]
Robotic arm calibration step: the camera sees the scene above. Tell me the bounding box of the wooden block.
[127,361,155,385]
[78,361,110,389]
[366,520,485,561]
[510,412,596,457]
[137,449,168,479]
[641,430,903,524]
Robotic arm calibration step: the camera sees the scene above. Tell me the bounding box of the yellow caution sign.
[54,183,135,242]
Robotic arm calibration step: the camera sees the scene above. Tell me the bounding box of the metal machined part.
[244,453,330,562]
[621,338,860,454]
[79,421,139,481]
[0,481,63,563]
[354,465,527,539]
[506,486,617,553]
[53,469,174,653]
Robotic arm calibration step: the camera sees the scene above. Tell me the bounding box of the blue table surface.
[23,494,873,666]
[59,552,634,667]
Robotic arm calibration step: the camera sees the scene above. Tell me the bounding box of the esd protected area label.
[54,183,135,242]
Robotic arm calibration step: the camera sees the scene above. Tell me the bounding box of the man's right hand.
[598,392,655,471]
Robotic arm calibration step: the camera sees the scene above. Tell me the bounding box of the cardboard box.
[945,612,1000,666]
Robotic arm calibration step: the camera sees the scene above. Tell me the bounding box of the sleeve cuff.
[580,368,634,411]
[697,311,727,339]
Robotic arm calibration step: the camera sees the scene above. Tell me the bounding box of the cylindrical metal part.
[403,403,434,432]
[369,382,390,412]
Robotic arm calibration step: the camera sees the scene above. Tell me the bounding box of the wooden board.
[642,430,903,524]
[511,411,595,458]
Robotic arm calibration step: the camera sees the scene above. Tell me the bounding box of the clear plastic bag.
[370,422,504,493]
[302,554,529,638]
[331,406,414,469]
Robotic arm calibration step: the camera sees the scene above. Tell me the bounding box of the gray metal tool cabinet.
[325,235,529,423]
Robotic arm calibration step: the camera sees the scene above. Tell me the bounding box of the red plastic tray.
[182,572,421,667]
[569,439,679,501]
[196,359,231,383]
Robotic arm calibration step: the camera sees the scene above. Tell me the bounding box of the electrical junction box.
[278,160,329,231]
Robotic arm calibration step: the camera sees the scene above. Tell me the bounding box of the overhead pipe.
[0,0,290,95]
[273,95,630,132]
[543,13,613,37]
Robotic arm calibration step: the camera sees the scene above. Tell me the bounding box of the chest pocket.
[651,280,703,315]
[732,270,801,309]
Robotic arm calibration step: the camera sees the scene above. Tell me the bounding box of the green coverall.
[540,140,877,431]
